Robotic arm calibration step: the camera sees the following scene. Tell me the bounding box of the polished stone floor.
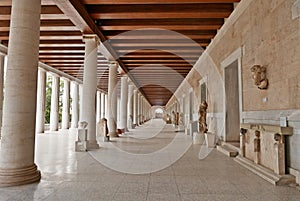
[0,119,300,201]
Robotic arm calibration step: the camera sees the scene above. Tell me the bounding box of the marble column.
[35,68,46,133]
[119,76,128,132]
[133,90,138,127]
[80,35,99,149]
[107,62,118,137]
[50,74,60,131]
[104,94,108,119]
[96,91,101,123]
[62,78,70,129]
[0,0,41,187]
[100,92,105,119]
[0,54,4,136]
[127,85,134,129]
[71,82,79,128]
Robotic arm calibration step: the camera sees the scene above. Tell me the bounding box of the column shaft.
[0,0,41,187]
[62,79,70,129]
[133,90,138,126]
[0,54,4,136]
[107,62,118,137]
[96,91,101,123]
[127,85,134,129]
[50,74,60,131]
[81,35,99,149]
[119,76,128,132]
[71,82,79,128]
[100,92,105,119]
[35,68,46,133]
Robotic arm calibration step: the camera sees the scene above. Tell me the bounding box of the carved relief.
[250,65,268,89]
[198,100,208,133]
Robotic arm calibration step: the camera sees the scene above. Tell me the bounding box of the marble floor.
[0,119,300,201]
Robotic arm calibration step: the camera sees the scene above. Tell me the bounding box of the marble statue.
[198,100,208,133]
[178,113,184,126]
[174,112,179,126]
[250,65,268,89]
[79,121,88,129]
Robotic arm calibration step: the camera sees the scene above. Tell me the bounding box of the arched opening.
[154,108,164,119]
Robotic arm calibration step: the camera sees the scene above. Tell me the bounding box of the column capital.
[82,34,100,46]
[37,67,47,73]
[108,61,118,68]
[62,77,70,82]
[49,72,60,78]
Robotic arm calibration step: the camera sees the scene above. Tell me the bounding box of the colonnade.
[0,0,152,187]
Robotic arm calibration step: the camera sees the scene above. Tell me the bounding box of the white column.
[120,76,128,132]
[133,90,138,126]
[62,78,70,129]
[71,82,79,128]
[100,92,105,119]
[104,94,108,119]
[80,35,99,149]
[96,91,101,123]
[127,85,134,129]
[107,62,118,137]
[0,54,4,136]
[0,0,41,187]
[50,74,60,131]
[35,68,46,133]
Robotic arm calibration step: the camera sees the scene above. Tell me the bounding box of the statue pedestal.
[205,132,216,148]
[193,132,205,145]
[75,128,88,152]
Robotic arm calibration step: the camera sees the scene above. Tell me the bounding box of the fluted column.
[107,62,118,137]
[120,76,128,132]
[104,94,108,119]
[127,85,134,129]
[35,68,46,133]
[80,35,99,149]
[0,54,4,136]
[0,0,41,187]
[62,78,70,129]
[96,91,101,123]
[133,90,138,127]
[71,82,79,128]
[100,92,105,119]
[50,74,60,131]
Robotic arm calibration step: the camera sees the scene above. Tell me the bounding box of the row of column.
[0,0,153,187]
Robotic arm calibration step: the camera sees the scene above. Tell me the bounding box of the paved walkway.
[0,119,300,201]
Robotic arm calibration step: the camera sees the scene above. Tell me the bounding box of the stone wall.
[168,0,300,171]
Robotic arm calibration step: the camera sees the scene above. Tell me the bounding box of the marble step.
[234,155,296,186]
[217,144,239,157]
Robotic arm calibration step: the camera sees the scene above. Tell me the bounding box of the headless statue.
[198,101,208,133]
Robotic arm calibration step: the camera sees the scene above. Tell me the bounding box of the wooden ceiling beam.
[99,25,221,31]
[81,0,240,4]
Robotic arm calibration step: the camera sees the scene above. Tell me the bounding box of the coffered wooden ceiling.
[0,0,240,106]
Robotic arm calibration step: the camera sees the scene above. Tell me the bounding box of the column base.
[0,164,41,187]
[87,140,100,150]
[109,132,119,137]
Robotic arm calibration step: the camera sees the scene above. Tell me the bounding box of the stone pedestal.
[236,123,294,185]
[193,132,205,144]
[205,132,216,148]
[75,129,88,152]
